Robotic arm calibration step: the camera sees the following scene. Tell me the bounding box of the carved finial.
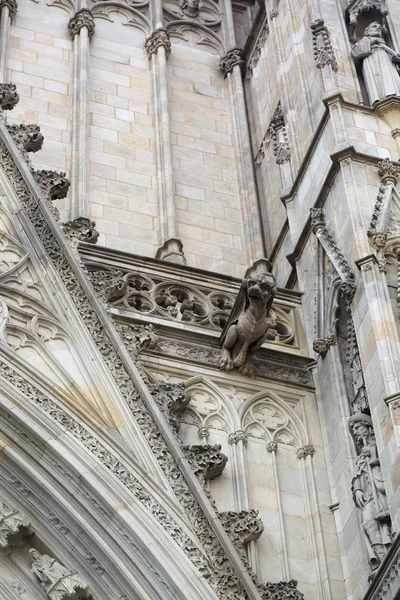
[378,157,400,183]
[0,83,19,111]
[310,18,338,71]
[219,48,244,77]
[69,9,95,40]
[0,0,17,18]
[29,548,91,600]
[145,28,171,58]
[297,444,315,459]
[61,217,99,245]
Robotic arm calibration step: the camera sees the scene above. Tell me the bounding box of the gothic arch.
[240,391,307,449]
[184,376,237,433]
[0,374,219,600]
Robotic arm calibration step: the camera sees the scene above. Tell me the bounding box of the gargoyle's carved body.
[220,276,276,376]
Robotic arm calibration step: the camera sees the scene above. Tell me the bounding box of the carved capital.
[219,48,244,76]
[310,18,338,71]
[69,9,95,39]
[297,444,315,459]
[0,498,32,548]
[228,430,248,445]
[184,444,228,480]
[0,0,17,17]
[0,83,19,111]
[378,157,400,183]
[145,28,171,58]
[149,381,190,431]
[266,441,277,453]
[313,334,337,356]
[61,217,99,245]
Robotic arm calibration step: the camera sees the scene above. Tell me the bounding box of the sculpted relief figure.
[220,275,276,376]
[349,413,392,574]
[352,22,400,106]
[182,0,199,17]
[30,549,91,600]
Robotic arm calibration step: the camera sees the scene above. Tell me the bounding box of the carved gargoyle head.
[245,275,276,312]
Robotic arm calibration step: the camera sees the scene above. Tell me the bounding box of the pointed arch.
[184,376,238,433]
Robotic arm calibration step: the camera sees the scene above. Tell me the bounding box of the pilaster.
[0,0,17,83]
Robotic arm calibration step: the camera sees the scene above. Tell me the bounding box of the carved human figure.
[351,22,400,106]
[0,499,31,548]
[29,549,90,599]
[348,413,392,572]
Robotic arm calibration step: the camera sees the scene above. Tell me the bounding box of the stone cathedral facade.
[0,0,399,597]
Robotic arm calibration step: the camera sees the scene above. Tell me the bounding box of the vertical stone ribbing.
[267,442,290,580]
[147,27,185,265]
[0,0,17,83]
[69,9,94,219]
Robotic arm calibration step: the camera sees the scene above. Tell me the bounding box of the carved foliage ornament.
[69,9,95,39]
[0,0,17,17]
[183,444,228,480]
[219,509,264,549]
[149,381,190,431]
[246,20,268,79]
[219,48,244,76]
[0,83,19,111]
[7,124,44,154]
[61,217,99,245]
[269,103,290,165]
[145,28,171,58]
[0,124,304,599]
[310,18,338,71]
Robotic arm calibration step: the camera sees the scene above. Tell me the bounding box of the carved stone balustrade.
[149,381,190,431]
[184,444,228,481]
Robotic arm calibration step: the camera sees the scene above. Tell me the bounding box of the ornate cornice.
[145,28,171,58]
[219,48,243,76]
[69,9,95,40]
[310,18,338,71]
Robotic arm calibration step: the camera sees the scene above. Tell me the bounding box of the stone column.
[266,441,290,579]
[228,430,259,574]
[69,9,94,219]
[146,28,185,265]
[0,0,17,83]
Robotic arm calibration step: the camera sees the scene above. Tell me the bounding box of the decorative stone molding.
[296,445,315,459]
[156,237,186,265]
[0,498,31,548]
[246,20,268,79]
[313,334,337,356]
[0,0,17,17]
[269,103,291,165]
[310,207,356,304]
[149,381,190,431]
[61,217,99,245]
[184,444,228,480]
[0,83,19,111]
[87,267,127,303]
[68,9,95,39]
[29,548,91,600]
[378,157,400,182]
[310,18,338,71]
[33,170,70,201]
[228,430,248,445]
[219,509,264,549]
[347,0,388,27]
[266,441,277,453]
[7,123,43,154]
[116,322,158,357]
[258,579,304,599]
[219,48,244,76]
[145,28,171,58]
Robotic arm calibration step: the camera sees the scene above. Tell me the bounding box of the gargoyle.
[219,275,276,376]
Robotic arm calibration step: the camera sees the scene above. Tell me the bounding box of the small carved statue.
[352,22,400,106]
[220,275,276,376]
[29,549,90,600]
[0,498,31,548]
[348,413,392,574]
[182,0,199,17]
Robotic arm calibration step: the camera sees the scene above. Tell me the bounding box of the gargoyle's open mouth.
[249,290,263,301]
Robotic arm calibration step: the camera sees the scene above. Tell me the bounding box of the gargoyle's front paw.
[238,361,253,377]
[220,350,234,371]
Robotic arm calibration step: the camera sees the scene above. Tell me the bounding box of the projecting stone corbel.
[149,381,190,432]
[184,444,228,482]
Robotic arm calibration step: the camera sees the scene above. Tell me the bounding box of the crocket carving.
[219,275,276,376]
